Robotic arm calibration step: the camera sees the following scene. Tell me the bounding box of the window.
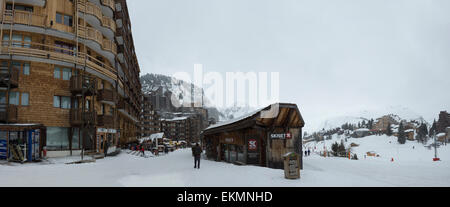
[56,13,73,27]
[21,93,29,106]
[2,35,9,46]
[23,63,30,75]
[23,36,31,48]
[53,96,60,108]
[64,15,73,27]
[0,91,6,105]
[8,34,31,48]
[46,127,69,151]
[56,13,63,24]
[54,41,74,55]
[12,34,22,47]
[54,67,61,79]
[9,92,19,105]
[6,4,33,12]
[62,68,72,80]
[61,97,71,109]
[54,96,71,109]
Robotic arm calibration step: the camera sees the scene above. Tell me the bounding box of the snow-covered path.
[0,149,449,187]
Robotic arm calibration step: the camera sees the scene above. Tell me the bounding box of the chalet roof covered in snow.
[203,103,305,135]
[140,132,165,143]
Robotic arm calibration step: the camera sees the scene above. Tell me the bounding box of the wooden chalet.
[202,103,305,169]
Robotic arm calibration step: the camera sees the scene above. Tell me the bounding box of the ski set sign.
[270,133,292,140]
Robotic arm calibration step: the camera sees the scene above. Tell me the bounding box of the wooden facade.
[202,103,305,169]
[0,0,141,158]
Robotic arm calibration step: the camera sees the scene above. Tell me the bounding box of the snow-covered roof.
[139,133,165,143]
[405,129,415,133]
[437,133,446,137]
[204,106,265,131]
[355,128,370,132]
[161,116,189,122]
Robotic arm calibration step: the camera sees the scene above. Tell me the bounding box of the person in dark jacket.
[193,143,202,169]
[104,140,109,157]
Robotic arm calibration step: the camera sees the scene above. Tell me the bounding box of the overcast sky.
[128,0,450,131]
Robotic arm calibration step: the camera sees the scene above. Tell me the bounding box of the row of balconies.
[0,65,19,89]
[0,9,117,56]
[0,105,17,123]
[70,75,138,117]
[69,109,115,129]
[77,0,116,32]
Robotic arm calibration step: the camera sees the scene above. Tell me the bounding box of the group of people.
[304,148,312,157]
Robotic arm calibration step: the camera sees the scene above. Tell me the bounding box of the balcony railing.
[0,10,47,27]
[0,41,118,80]
[101,0,116,11]
[98,89,116,103]
[97,114,115,128]
[0,65,19,88]
[70,75,98,96]
[78,0,116,33]
[0,9,117,56]
[0,105,18,123]
[70,109,97,126]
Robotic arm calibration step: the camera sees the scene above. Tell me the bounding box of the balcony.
[70,109,97,126]
[97,115,115,128]
[98,89,116,104]
[0,105,18,123]
[70,76,98,96]
[0,65,19,89]
[0,9,46,27]
[101,0,116,12]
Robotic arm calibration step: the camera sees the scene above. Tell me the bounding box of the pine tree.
[386,123,392,136]
[338,141,346,157]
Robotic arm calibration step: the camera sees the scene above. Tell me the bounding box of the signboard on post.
[248,139,257,151]
[270,133,292,140]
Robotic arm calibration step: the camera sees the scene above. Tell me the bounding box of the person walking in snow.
[304,150,308,157]
[193,143,202,169]
[308,149,311,156]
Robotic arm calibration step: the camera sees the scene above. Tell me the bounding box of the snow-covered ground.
[1,145,449,187]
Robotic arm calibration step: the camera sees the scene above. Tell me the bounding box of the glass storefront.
[46,127,69,150]
[222,144,246,163]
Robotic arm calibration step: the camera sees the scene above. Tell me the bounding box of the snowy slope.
[314,105,428,132]
[304,134,447,163]
[1,148,449,187]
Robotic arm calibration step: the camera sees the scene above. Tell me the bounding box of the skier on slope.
[193,143,203,169]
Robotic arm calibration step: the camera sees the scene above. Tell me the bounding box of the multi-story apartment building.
[0,0,141,158]
[141,94,160,137]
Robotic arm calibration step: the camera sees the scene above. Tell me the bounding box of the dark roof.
[202,103,305,135]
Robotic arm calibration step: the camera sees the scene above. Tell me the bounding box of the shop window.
[46,127,69,151]
[21,93,29,106]
[72,128,80,150]
[237,145,245,163]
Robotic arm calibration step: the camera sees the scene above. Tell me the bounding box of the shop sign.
[224,138,234,143]
[270,133,292,140]
[248,139,257,151]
